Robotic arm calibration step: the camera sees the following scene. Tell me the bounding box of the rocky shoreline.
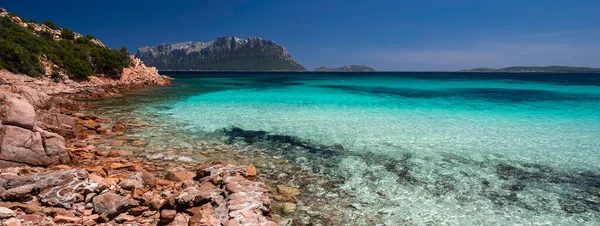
[0,69,288,225]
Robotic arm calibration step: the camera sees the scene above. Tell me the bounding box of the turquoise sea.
[90,72,600,225]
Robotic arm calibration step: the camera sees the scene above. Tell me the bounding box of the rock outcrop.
[0,95,71,167]
[136,36,306,71]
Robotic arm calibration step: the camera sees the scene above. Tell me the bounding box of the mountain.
[135,37,306,71]
[463,66,600,73]
[314,65,376,72]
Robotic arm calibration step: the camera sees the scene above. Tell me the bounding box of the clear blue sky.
[3,0,599,71]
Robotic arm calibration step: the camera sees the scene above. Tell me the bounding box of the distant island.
[314,65,377,72]
[463,66,600,73]
[135,37,306,71]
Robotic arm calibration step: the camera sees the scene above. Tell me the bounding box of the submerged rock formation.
[136,36,306,71]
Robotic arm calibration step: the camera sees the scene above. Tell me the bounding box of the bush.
[51,71,62,81]
[40,31,54,40]
[41,20,59,30]
[0,17,131,79]
[61,28,75,40]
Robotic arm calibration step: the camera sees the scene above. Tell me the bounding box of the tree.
[61,28,75,40]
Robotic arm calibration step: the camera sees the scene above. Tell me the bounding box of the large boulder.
[0,95,36,129]
[35,127,70,164]
[8,86,50,109]
[0,125,50,166]
[0,95,71,167]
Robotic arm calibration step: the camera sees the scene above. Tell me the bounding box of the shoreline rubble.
[0,69,284,225]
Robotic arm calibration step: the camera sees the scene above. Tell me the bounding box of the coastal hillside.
[135,37,306,71]
[0,8,169,89]
[463,66,600,73]
[314,65,376,72]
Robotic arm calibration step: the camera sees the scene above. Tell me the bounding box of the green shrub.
[41,20,59,30]
[0,17,131,79]
[40,31,53,40]
[51,71,62,81]
[61,28,75,40]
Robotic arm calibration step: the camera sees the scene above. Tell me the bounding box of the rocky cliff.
[314,65,377,72]
[135,37,306,71]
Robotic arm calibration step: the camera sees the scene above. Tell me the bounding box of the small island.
[462,66,600,73]
[314,65,377,72]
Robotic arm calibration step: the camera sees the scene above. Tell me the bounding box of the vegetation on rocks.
[0,16,131,79]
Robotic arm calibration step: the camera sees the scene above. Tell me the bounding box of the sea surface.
[89,72,600,225]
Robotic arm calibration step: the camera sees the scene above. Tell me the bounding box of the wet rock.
[0,206,16,219]
[81,120,100,130]
[246,165,257,177]
[106,150,122,157]
[0,95,36,130]
[277,185,300,197]
[131,140,148,147]
[282,202,297,213]
[93,192,139,219]
[112,120,127,133]
[160,209,177,224]
[165,170,196,182]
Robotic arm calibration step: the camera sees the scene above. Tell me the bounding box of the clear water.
[90,72,600,225]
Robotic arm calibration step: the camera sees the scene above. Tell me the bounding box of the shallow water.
[89,72,600,225]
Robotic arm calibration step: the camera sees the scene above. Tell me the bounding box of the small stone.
[4,218,21,226]
[160,209,177,224]
[93,191,139,219]
[165,170,196,182]
[149,197,164,210]
[157,179,174,187]
[131,140,148,147]
[277,185,301,197]
[0,207,16,219]
[282,202,297,213]
[246,165,257,177]
[53,215,81,224]
[114,213,136,223]
[81,120,100,130]
[53,164,72,170]
[119,179,144,190]
[86,166,107,177]
[128,206,148,216]
[110,162,134,170]
[107,150,122,157]
[138,171,158,187]
[0,184,35,201]
[112,120,127,132]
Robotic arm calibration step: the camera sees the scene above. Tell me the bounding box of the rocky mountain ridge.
[136,37,306,71]
[314,65,377,72]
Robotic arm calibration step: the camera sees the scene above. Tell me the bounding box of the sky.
[3,0,600,71]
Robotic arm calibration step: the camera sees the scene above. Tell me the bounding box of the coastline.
[0,69,284,225]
